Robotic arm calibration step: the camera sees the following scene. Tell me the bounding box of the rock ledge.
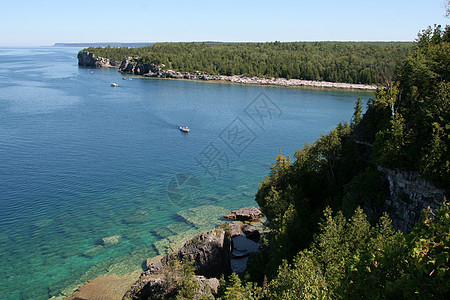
[224,207,264,222]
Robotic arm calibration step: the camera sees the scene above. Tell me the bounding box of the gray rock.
[163,227,232,278]
[230,222,244,237]
[146,259,163,273]
[77,51,120,68]
[125,226,231,299]
[196,276,220,294]
[378,167,446,232]
[224,207,264,222]
[124,275,218,299]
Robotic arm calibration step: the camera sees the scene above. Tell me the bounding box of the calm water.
[0,47,373,299]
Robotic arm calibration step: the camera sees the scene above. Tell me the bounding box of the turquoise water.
[0,47,373,299]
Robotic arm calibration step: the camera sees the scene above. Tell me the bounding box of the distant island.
[54,42,154,48]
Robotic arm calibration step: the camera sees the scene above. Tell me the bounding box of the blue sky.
[0,0,448,46]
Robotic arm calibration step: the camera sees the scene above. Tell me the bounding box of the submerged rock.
[224,207,264,222]
[122,210,149,225]
[66,270,141,300]
[82,245,105,258]
[177,205,229,228]
[100,235,121,247]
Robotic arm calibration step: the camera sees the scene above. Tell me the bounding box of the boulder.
[125,226,231,299]
[124,275,218,299]
[163,227,232,278]
[197,276,220,294]
[224,207,263,222]
[230,222,244,237]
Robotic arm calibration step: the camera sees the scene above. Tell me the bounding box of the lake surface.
[0,47,373,299]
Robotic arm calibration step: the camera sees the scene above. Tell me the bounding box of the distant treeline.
[81,42,413,84]
[56,42,154,47]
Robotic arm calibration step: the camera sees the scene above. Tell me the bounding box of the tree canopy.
[81,41,413,85]
[249,24,449,299]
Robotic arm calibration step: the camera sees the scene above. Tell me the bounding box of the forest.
[81,41,413,85]
[143,25,449,299]
[245,24,449,299]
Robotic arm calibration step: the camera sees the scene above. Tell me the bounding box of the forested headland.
[78,20,450,299]
[116,25,449,299]
[81,41,413,85]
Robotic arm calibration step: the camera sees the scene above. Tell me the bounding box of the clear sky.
[0,0,448,46]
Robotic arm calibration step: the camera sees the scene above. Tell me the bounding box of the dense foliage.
[247,24,449,299]
[371,25,450,189]
[118,23,449,300]
[268,201,450,299]
[81,42,413,84]
[217,201,449,300]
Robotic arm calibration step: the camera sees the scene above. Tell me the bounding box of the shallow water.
[0,47,373,299]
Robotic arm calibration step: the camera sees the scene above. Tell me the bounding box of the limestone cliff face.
[124,227,232,299]
[118,58,186,78]
[77,51,121,68]
[379,167,446,233]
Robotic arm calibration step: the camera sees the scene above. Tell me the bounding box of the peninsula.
[78,51,377,90]
[77,41,414,91]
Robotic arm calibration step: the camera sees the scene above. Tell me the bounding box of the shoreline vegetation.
[67,26,449,299]
[77,51,377,91]
[78,41,413,89]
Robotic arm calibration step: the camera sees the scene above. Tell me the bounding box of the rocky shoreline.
[62,206,265,299]
[78,51,378,91]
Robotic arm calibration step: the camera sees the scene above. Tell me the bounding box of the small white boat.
[180,126,190,132]
[111,83,119,87]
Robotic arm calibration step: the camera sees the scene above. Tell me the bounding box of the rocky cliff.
[77,51,121,68]
[379,167,447,232]
[123,214,263,299]
[76,51,377,90]
[124,226,232,299]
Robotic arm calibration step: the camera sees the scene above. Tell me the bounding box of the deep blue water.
[0,47,373,299]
